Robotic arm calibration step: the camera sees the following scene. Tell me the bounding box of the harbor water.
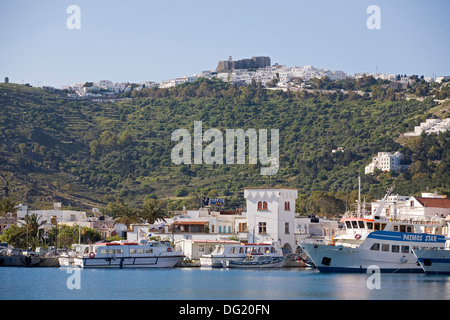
[1,267,450,300]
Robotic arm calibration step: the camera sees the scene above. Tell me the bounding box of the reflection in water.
[1,267,450,300]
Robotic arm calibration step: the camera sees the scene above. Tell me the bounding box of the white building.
[244,187,298,252]
[405,118,450,136]
[365,151,408,174]
[370,192,450,221]
[436,76,450,83]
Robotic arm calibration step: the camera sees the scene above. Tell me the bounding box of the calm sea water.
[1,267,450,300]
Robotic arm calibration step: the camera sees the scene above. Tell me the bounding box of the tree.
[0,225,26,248]
[0,198,17,217]
[112,204,143,231]
[22,213,46,238]
[140,198,166,224]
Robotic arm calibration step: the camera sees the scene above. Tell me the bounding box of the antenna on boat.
[357,175,361,217]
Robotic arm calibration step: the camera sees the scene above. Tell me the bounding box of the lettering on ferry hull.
[368,231,445,243]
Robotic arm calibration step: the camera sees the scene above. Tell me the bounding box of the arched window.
[262,201,268,211]
[285,201,290,211]
[257,201,263,211]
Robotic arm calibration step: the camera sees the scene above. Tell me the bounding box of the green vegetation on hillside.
[0,79,449,214]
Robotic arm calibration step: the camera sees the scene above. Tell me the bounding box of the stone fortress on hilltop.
[216,56,271,73]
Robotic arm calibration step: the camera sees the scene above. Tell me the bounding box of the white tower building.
[244,188,298,252]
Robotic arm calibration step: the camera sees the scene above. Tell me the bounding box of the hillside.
[0,80,449,213]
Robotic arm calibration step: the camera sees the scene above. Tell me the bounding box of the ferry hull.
[200,256,245,268]
[413,249,450,275]
[75,255,184,268]
[301,243,424,274]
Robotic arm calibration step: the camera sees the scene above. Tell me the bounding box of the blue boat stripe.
[417,258,450,264]
[368,231,446,243]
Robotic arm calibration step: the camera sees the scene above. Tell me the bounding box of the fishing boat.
[200,242,283,268]
[223,254,285,268]
[63,240,184,268]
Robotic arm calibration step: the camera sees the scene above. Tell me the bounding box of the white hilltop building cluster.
[57,56,450,99]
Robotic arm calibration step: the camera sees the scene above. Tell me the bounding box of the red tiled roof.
[415,197,450,208]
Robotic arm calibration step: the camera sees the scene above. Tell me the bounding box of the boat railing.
[341,213,445,226]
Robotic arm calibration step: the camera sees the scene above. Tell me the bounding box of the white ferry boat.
[413,221,450,274]
[301,228,446,273]
[331,185,393,247]
[63,240,184,268]
[200,242,283,268]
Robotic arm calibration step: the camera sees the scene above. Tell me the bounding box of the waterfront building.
[370,192,450,220]
[174,239,240,261]
[244,187,298,252]
[15,202,125,240]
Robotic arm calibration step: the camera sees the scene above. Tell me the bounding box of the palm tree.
[140,199,166,224]
[0,198,17,217]
[112,204,143,231]
[22,213,46,238]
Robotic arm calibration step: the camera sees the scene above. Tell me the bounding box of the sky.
[0,0,449,88]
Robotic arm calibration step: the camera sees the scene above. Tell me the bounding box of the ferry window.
[406,226,413,233]
[137,249,144,254]
[366,222,373,230]
[374,223,380,231]
[400,225,406,233]
[271,247,275,253]
[265,247,270,253]
[358,221,365,228]
[382,244,390,252]
[401,246,410,253]
[116,249,123,254]
[370,243,380,251]
[130,249,136,254]
[229,247,235,254]
[145,249,153,254]
[199,245,205,252]
[392,245,400,253]
[100,249,108,254]
[239,247,244,254]
[351,221,358,228]
[381,224,387,230]
[393,225,399,232]
[108,249,115,254]
[346,221,352,229]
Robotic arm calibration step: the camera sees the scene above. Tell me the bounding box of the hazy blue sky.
[0,0,449,87]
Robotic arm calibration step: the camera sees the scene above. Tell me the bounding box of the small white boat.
[200,242,283,268]
[223,255,285,268]
[62,240,184,268]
